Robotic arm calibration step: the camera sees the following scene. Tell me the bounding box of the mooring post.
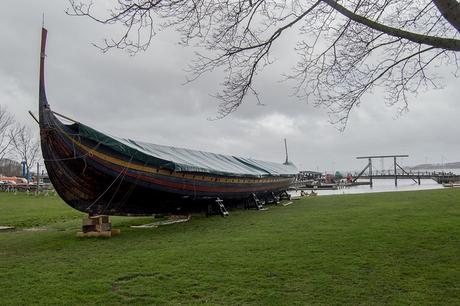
[394,157,397,187]
[368,158,373,188]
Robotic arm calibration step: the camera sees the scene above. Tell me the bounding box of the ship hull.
[38,28,295,216]
[42,121,293,215]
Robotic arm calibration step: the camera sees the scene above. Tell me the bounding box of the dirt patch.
[22,227,50,232]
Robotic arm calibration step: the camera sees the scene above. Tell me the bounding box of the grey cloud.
[0,0,459,173]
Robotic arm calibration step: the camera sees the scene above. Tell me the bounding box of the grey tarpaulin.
[75,122,298,178]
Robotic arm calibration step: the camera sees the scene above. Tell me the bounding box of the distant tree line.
[410,161,460,170]
[0,105,39,178]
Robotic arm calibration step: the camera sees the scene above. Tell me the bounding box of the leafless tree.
[10,125,39,179]
[68,0,460,129]
[0,106,16,160]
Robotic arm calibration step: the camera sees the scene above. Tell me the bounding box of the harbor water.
[290,178,445,197]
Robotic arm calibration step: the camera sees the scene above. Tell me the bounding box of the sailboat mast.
[284,138,289,164]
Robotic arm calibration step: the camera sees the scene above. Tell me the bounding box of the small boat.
[38,28,298,216]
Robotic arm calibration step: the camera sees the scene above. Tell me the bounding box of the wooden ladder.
[252,193,264,210]
[271,192,280,205]
[215,198,229,217]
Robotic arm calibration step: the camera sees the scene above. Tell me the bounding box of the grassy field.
[0,189,459,305]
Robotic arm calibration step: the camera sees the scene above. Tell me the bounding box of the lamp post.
[36,162,40,195]
[21,161,26,178]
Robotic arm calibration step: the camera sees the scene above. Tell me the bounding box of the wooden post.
[368,158,373,188]
[394,157,397,187]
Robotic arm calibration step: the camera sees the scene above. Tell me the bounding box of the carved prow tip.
[39,27,49,124]
[40,27,47,88]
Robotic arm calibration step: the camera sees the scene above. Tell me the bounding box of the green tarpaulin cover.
[74,123,298,178]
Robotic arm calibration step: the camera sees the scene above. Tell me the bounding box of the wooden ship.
[38,28,298,217]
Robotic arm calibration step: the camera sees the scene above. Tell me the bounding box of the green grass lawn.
[0,189,459,305]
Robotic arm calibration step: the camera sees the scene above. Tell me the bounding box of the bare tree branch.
[323,0,460,51]
[10,125,39,178]
[0,106,16,160]
[67,0,460,129]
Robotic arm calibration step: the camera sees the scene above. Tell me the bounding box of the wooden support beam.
[356,155,409,159]
[369,158,373,188]
[396,163,418,184]
[352,163,370,182]
[77,215,120,237]
[394,157,398,187]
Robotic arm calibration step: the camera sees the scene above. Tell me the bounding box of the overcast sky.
[1,0,459,173]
